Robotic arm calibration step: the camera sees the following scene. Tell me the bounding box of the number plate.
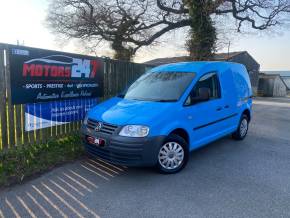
[86,136,106,147]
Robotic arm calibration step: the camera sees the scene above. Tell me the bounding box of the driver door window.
[185,72,221,106]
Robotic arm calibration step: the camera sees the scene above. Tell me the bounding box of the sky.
[0,0,290,71]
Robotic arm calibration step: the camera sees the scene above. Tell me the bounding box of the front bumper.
[81,125,166,167]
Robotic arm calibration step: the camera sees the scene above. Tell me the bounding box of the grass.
[0,135,84,187]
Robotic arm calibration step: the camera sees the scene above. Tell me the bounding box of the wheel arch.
[169,128,190,145]
[242,109,251,122]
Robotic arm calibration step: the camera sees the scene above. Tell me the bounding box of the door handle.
[224,105,230,109]
[216,107,223,111]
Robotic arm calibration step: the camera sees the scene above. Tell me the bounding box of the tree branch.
[156,0,189,14]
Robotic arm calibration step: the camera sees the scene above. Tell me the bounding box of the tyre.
[156,134,189,174]
[232,114,249,140]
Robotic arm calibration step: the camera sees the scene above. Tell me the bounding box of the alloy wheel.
[240,118,248,137]
[158,142,184,170]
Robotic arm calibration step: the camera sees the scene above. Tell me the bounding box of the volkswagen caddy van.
[81,62,252,174]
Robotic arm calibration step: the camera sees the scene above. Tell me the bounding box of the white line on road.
[69,170,98,189]
[0,208,4,218]
[5,198,20,218]
[32,185,67,218]
[16,196,37,218]
[41,182,83,218]
[49,180,100,218]
[26,192,52,218]
[62,173,92,192]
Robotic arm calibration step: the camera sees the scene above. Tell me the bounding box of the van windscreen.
[123,71,195,102]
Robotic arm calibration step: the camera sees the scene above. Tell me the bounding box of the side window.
[193,72,221,99]
[185,72,221,106]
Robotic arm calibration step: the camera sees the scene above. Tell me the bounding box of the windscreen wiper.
[154,99,178,102]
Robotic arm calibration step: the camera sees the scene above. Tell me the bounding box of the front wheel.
[232,114,249,140]
[156,134,189,174]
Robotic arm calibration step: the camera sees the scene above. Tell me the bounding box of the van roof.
[150,61,244,74]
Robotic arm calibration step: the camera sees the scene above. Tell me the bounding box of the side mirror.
[191,87,210,104]
[184,87,211,106]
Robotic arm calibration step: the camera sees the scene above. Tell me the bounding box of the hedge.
[0,135,84,187]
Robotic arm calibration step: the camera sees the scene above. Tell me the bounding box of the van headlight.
[119,125,149,137]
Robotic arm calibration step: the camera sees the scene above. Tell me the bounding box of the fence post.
[14,103,23,146]
[0,47,8,149]
[5,47,16,147]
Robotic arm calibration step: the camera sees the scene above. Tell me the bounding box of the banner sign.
[8,45,104,104]
[25,98,97,131]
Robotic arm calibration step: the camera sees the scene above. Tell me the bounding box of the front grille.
[87,119,118,135]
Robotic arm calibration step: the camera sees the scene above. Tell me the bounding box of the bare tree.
[160,0,290,59]
[46,0,290,61]
[46,0,190,60]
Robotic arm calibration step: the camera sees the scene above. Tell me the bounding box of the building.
[262,71,290,93]
[257,73,287,97]
[144,51,260,94]
[283,77,290,95]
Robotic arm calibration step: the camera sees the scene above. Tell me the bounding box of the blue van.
[81,62,252,173]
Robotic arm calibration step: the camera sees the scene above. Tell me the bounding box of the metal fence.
[0,44,149,150]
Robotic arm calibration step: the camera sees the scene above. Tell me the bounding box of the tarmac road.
[1,97,290,218]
